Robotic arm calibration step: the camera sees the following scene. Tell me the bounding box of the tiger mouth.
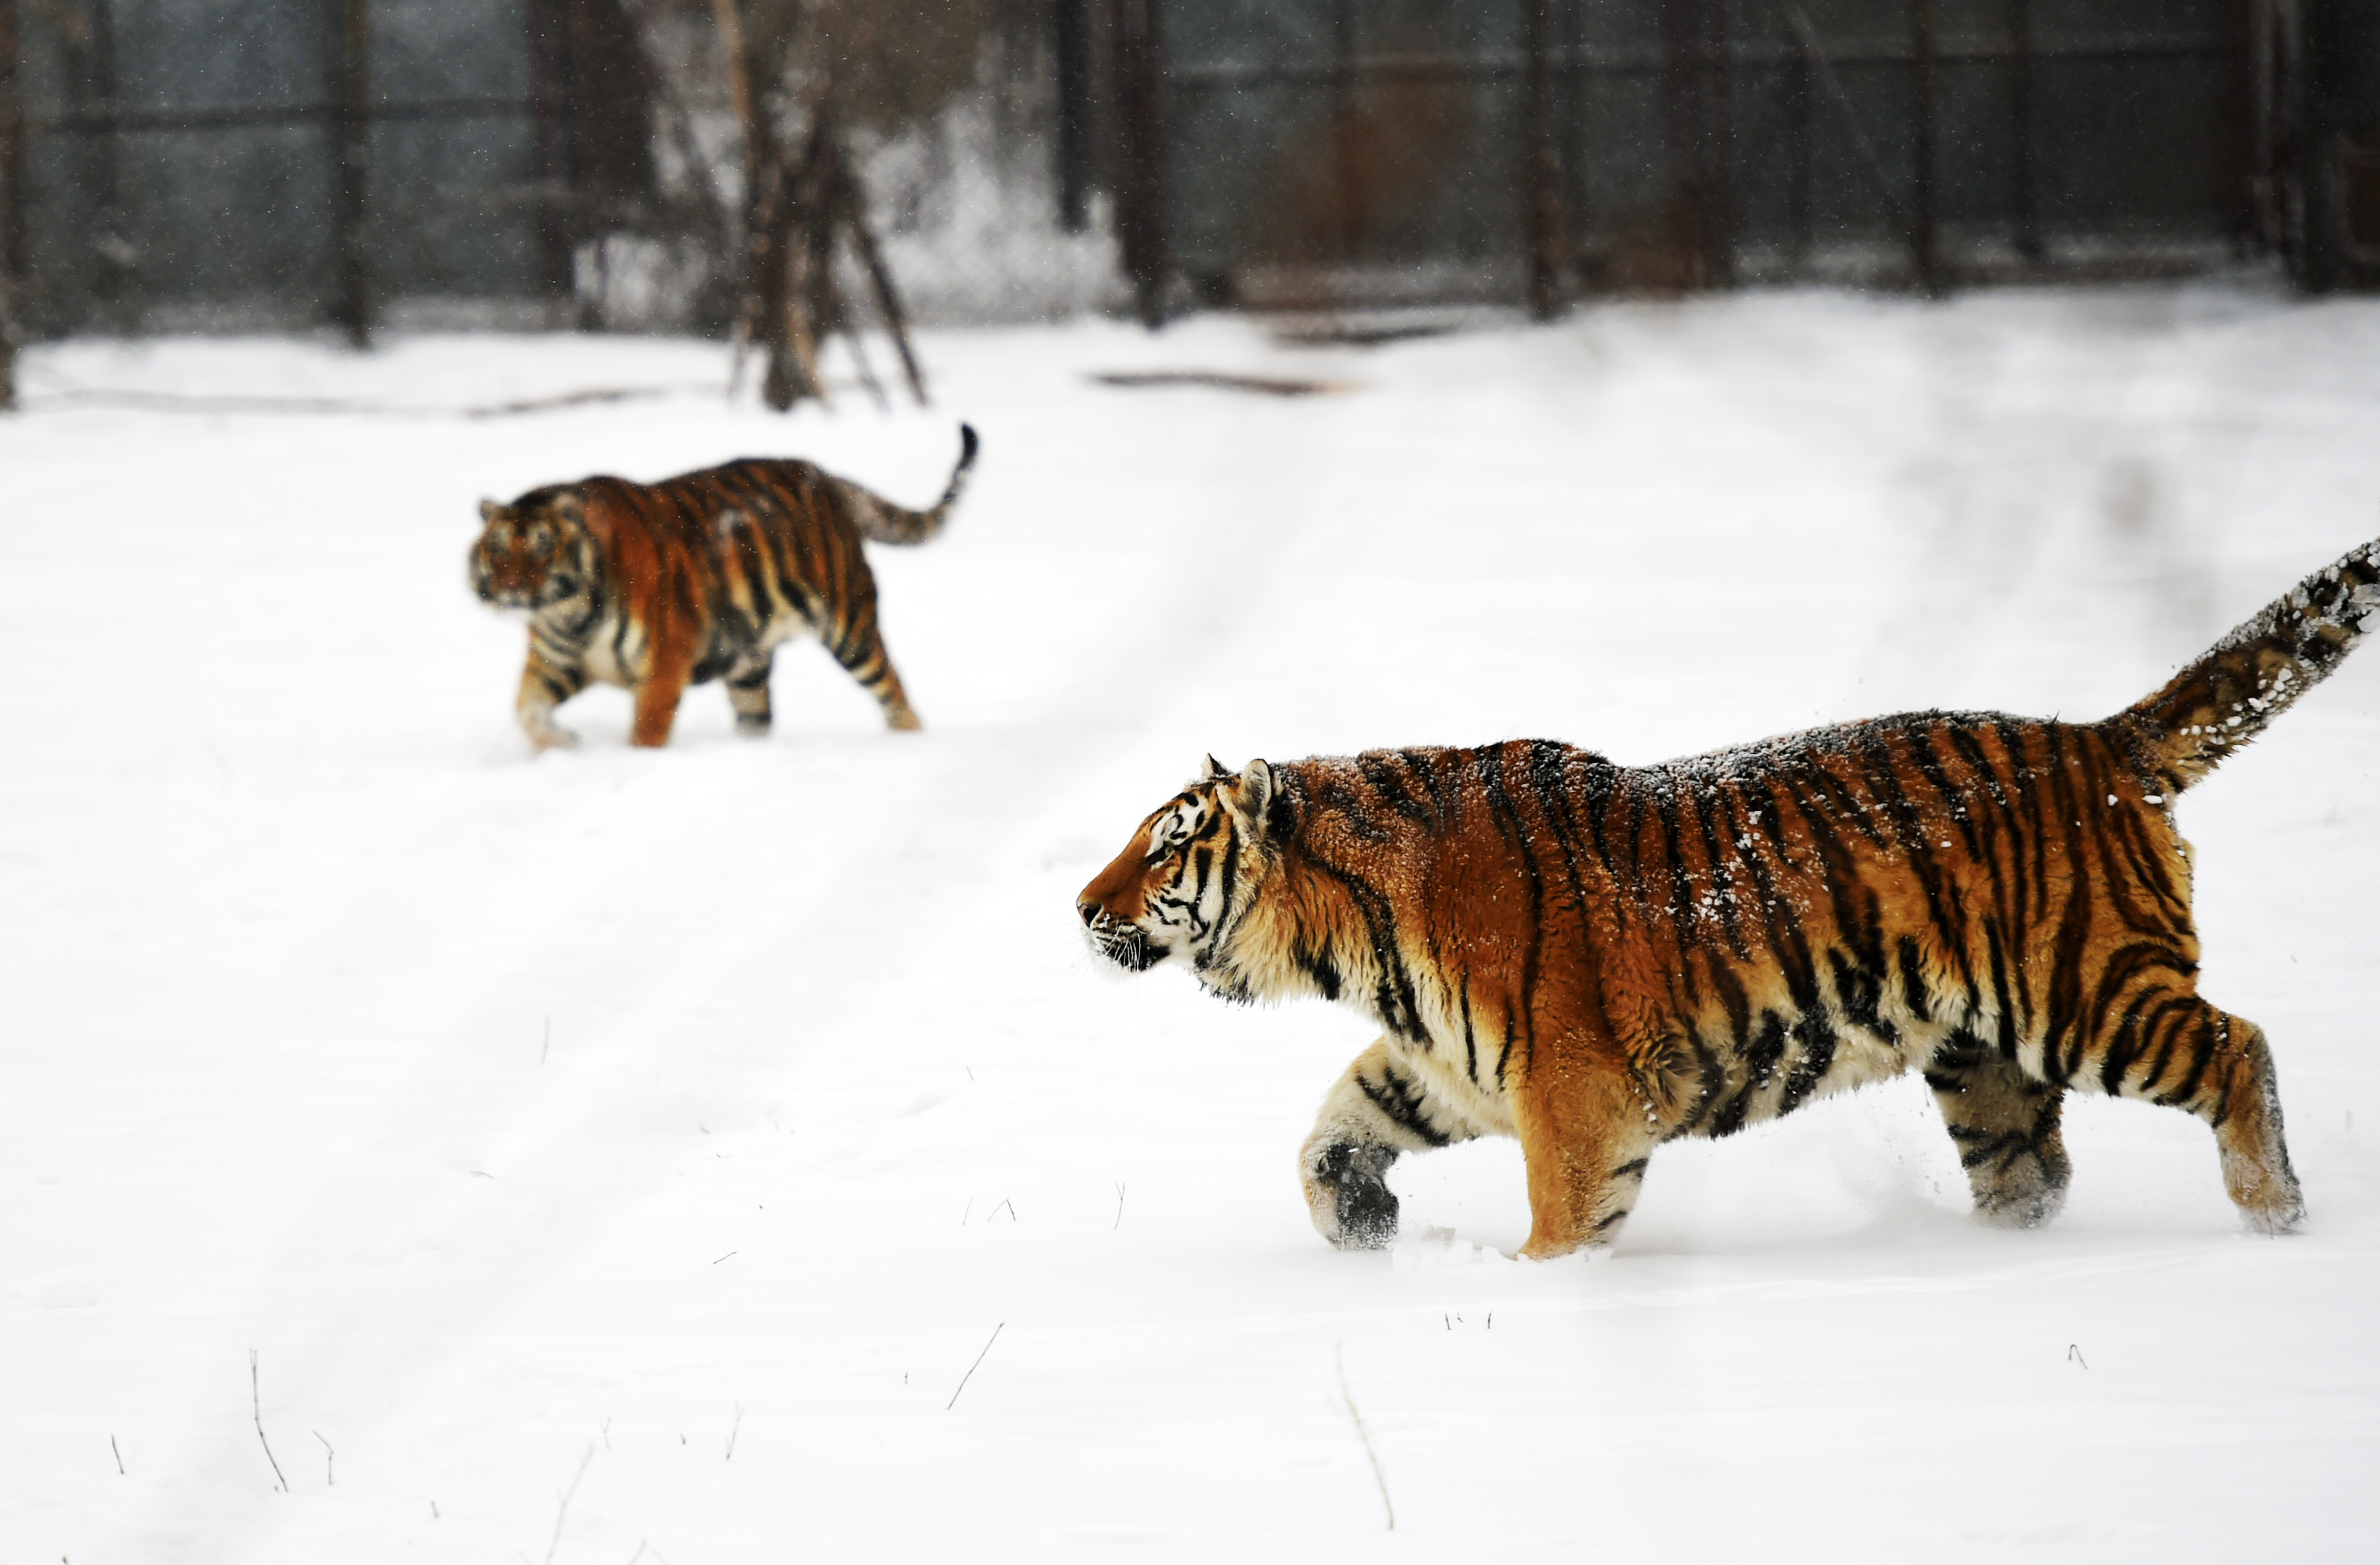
[1084,912,1162,973]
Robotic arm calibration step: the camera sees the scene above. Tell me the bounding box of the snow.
[4,283,2379,1561]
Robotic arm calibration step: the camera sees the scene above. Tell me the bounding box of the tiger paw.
[526,723,579,752]
[1306,1143,1399,1250]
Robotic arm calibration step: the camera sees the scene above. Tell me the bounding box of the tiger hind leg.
[1924,1031,2071,1229]
[822,601,921,732]
[725,649,775,737]
[1299,1038,1482,1250]
[2089,996,2303,1234]
[1511,1063,1660,1260]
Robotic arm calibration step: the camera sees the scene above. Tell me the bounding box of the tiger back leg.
[1299,1037,1484,1250]
[2081,989,2304,1233]
[822,594,921,732]
[725,649,775,737]
[1511,1058,1661,1260]
[1924,1031,2072,1228]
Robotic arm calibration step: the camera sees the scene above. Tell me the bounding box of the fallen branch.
[545,1443,596,1565]
[249,1351,288,1492]
[1336,1344,1394,1531]
[946,1323,1005,1411]
[1089,370,1358,398]
[313,1429,335,1486]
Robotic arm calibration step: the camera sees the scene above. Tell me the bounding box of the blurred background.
[0,0,2376,385]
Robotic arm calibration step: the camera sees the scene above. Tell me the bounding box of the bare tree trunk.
[715,0,822,408]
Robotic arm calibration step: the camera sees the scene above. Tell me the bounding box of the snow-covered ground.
[4,284,2378,1562]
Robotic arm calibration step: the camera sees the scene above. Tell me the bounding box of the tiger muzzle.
[1078,902,1161,973]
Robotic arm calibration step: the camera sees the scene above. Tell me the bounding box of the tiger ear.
[1236,757,1275,818]
[479,499,502,524]
[1202,753,1231,782]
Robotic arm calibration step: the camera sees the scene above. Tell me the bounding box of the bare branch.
[1336,1344,1394,1531]
[249,1351,288,1493]
[946,1323,1005,1411]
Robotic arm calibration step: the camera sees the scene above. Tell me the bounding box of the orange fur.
[469,425,975,749]
[1079,540,2380,1257]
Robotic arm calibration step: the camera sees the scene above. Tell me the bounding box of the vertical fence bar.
[1523,0,1565,316]
[1700,0,1734,286]
[2217,0,2255,251]
[2006,0,2042,258]
[1910,0,1942,292]
[526,0,575,304]
[1661,0,1702,284]
[1330,0,1356,264]
[1788,23,1812,262]
[1109,0,1169,326]
[329,0,372,346]
[0,0,16,408]
[1055,0,1092,232]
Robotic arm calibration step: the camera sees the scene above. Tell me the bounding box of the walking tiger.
[470,425,976,749]
[1078,536,2380,1258]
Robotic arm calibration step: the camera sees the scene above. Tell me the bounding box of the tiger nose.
[1075,896,1099,927]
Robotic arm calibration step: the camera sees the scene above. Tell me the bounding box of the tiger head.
[1077,756,1278,991]
[470,488,591,613]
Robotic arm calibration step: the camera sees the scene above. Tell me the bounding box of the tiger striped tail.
[850,423,979,546]
[2123,534,2380,792]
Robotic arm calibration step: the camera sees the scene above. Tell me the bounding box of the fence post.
[329,0,372,346]
[526,0,575,308]
[1054,0,1093,232]
[1523,0,1565,317]
[2005,0,2042,259]
[0,0,18,408]
[1909,0,1942,294]
[1109,0,1169,327]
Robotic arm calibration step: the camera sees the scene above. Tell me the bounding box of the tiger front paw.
[1303,1142,1400,1250]
[525,721,579,752]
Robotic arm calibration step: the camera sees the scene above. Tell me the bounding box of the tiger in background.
[470,425,976,749]
[1078,536,2380,1259]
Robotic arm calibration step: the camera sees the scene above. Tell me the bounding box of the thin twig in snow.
[725,1403,743,1461]
[986,1198,1016,1224]
[249,1351,288,1492]
[946,1323,1005,1411]
[1113,1183,1127,1230]
[313,1429,335,1486]
[960,1198,973,1225]
[545,1443,595,1565]
[1336,1343,1395,1531]
[110,1434,124,1475]
[2068,1344,2089,1370]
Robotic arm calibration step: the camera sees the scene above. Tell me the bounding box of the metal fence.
[0,0,651,340]
[1093,0,2380,313]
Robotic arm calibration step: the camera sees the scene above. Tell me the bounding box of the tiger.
[470,424,977,749]
[1077,536,2380,1259]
